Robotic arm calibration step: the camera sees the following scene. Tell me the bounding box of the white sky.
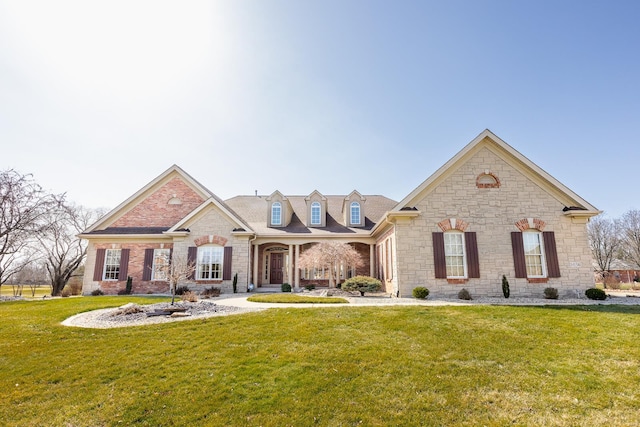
[1,1,639,218]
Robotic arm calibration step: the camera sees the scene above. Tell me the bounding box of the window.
[152,248,170,281]
[197,246,224,280]
[271,202,282,226]
[433,231,479,280]
[103,249,121,280]
[522,232,546,277]
[444,232,466,278]
[350,202,361,225]
[311,202,321,225]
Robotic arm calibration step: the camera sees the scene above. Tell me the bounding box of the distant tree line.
[588,210,640,286]
[0,169,102,296]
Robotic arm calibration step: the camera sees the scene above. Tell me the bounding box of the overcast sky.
[1,0,638,218]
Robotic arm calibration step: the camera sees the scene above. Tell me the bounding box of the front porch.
[251,241,377,291]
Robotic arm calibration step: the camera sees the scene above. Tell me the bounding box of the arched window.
[350,202,361,225]
[271,202,282,226]
[311,202,321,225]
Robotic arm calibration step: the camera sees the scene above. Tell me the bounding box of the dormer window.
[311,202,321,225]
[271,202,282,226]
[350,202,361,225]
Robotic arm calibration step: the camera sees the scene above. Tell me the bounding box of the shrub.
[117,289,128,295]
[125,276,133,295]
[68,280,83,295]
[342,276,382,296]
[281,283,292,292]
[181,291,198,302]
[232,273,238,293]
[202,287,221,298]
[305,284,316,291]
[175,285,190,296]
[458,288,472,300]
[91,289,104,296]
[60,288,72,298]
[501,275,510,299]
[412,286,430,299]
[585,288,607,300]
[634,275,640,283]
[543,287,559,299]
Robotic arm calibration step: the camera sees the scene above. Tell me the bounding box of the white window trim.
[522,231,547,278]
[310,202,321,225]
[350,202,361,225]
[151,248,170,281]
[444,231,467,279]
[197,246,224,280]
[271,202,282,226]
[103,249,121,281]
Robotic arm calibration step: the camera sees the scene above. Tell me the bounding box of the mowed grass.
[2,298,640,426]
[247,293,348,303]
[1,285,52,298]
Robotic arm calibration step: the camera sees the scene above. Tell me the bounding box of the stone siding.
[394,146,594,298]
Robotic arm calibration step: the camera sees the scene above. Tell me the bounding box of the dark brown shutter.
[142,249,154,281]
[223,246,233,280]
[119,249,130,280]
[187,247,197,280]
[543,231,561,278]
[511,232,527,278]
[93,249,106,281]
[432,232,447,279]
[465,232,480,278]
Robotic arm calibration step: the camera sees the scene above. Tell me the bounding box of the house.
[80,130,600,298]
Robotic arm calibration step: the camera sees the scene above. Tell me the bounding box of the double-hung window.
[152,248,170,281]
[522,231,546,277]
[444,232,466,278]
[103,249,121,280]
[197,246,224,280]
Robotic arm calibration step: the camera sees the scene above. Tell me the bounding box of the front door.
[270,253,284,284]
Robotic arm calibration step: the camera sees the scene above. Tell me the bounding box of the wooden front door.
[270,253,284,284]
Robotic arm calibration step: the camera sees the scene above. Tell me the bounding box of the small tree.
[588,215,622,288]
[342,276,381,296]
[159,253,196,305]
[501,275,510,298]
[297,241,364,288]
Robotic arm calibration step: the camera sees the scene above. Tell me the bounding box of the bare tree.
[13,262,49,297]
[620,209,640,269]
[0,169,62,290]
[154,252,196,305]
[37,203,99,296]
[297,241,364,287]
[588,215,622,287]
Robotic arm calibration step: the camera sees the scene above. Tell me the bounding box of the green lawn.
[2,297,640,426]
[247,293,348,303]
[1,284,52,298]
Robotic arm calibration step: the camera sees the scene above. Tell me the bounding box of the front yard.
[2,297,640,426]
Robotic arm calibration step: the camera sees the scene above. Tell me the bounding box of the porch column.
[294,244,300,289]
[370,244,375,277]
[288,244,294,289]
[252,243,259,289]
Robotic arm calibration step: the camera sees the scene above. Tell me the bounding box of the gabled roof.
[305,190,327,201]
[81,164,249,235]
[393,129,600,217]
[166,197,254,234]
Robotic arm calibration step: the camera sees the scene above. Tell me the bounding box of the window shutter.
[119,249,130,280]
[93,249,106,281]
[223,246,233,280]
[465,232,480,278]
[142,249,154,281]
[187,247,197,280]
[511,232,527,278]
[543,231,561,278]
[432,232,447,279]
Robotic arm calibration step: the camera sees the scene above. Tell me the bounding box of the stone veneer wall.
[394,146,594,298]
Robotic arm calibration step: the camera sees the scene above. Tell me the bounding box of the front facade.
[80,130,600,298]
